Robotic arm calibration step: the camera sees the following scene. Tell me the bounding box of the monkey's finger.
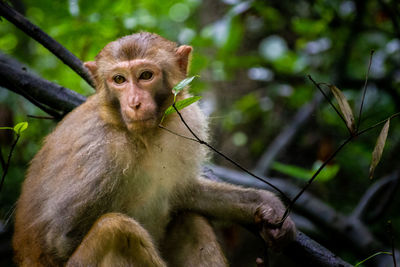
[254,206,280,227]
[269,220,297,251]
[259,226,278,248]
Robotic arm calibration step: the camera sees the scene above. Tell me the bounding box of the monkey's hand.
[254,204,296,251]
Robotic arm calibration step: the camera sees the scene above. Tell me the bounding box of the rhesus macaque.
[13,32,296,266]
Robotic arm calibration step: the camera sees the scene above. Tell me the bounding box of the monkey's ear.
[84,61,99,89]
[176,45,193,74]
[84,61,98,77]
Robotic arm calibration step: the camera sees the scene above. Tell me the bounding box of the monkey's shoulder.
[27,97,126,181]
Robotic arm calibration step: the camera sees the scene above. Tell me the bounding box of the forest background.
[0,0,399,266]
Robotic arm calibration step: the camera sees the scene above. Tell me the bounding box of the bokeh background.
[0,0,399,266]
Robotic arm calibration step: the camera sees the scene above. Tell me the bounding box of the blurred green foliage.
[1,0,400,263]
[271,160,340,182]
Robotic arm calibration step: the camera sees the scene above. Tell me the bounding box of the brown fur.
[13,32,295,267]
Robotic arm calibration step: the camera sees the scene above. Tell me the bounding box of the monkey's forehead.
[98,33,178,61]
[106,59,161,72]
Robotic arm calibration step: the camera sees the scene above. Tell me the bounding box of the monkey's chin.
[125,118,158,133]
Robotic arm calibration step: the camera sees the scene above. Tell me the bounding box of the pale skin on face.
[105,59,165,131]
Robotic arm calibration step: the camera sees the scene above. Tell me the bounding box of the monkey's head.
[84,32,192,132]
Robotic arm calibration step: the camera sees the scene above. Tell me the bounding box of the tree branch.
[206,164,399,266]
[0,59,63,118]
[0,1,95,88]
[351,171,400,223]
[0,54,86,116]
[285,232,352,267]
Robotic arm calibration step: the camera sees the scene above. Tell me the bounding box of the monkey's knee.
[68,213,166,267]
[162,212,228,267]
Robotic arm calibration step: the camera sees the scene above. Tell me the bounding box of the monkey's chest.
[115,169,179,242]
[111,135,199,241]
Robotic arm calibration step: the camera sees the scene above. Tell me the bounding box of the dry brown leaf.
[369,119,390,179]
[329,85,356,134]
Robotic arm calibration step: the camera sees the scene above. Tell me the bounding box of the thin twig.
[279,136,354,223]
[168,99,400,226]
[0,133,20,193]
[357,112,400,137]
[280,111,400,223]
[172,103,205,143]
[388,221,398,267]
[158,124,198,142]
[357,50,375,132]
[0,145,5,171]
[170,104,291,203]
[308,75,353,136]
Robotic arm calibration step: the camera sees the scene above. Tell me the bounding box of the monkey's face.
[105,59,172,132]
[84,33,192,133]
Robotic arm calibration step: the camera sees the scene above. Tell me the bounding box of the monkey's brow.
[111,59,159,71]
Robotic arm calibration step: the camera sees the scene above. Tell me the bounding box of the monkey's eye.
[113,75,126,84]
[139,71,153,80]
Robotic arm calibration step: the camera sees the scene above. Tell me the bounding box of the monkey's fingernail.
[262,208,272,215]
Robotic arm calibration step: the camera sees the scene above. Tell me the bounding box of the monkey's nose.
[128,100,141,110]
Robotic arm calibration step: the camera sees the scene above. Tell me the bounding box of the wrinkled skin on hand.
[255,205,296,251]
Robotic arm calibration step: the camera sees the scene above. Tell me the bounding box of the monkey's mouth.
[124,117,158,131]
[134,117,154,123]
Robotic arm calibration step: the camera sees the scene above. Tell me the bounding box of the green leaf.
[271,161,339,182]
[161,96,202,123]
[369,119,390,179]
[167,96,202,116]
[0,127,14,131]
[172,76,197,97]
[355,251,392,266]
[13,122,28,134]
[311,161,340,181]
[271,162,311,180]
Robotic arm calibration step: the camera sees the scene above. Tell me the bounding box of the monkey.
[12,32,296,267]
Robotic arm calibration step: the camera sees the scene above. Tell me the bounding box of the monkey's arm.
[181,177,280,223]
[180,177,296,248]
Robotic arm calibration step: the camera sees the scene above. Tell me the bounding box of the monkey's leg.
[162,212,228,267]
[67,212,166,267]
